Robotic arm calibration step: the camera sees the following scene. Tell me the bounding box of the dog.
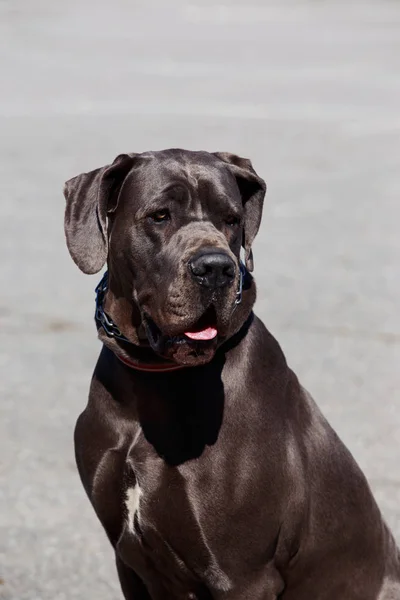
[64,149,400,599]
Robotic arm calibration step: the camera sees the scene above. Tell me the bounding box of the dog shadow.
[136,315,252,467]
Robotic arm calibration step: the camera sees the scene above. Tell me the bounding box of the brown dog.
[64,149,400,599]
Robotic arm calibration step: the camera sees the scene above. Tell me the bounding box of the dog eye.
[225,215,240,227]
[149,210,170,223]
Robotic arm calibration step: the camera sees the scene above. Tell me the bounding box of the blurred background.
[1,0,399,598]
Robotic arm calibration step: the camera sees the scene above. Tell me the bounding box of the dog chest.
[116,453,234,598]
[114,432,288,600]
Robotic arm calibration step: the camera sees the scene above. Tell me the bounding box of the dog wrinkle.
[175,221,229,247]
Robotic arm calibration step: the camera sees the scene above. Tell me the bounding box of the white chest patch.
[125,484,142,534]
[378,578,400,599]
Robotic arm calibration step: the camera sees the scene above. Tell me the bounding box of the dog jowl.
[64,149,265,365]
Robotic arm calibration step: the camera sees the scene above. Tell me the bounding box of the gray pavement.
[1,1,400,598]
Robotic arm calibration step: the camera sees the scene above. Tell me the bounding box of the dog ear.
[64,153,136,274]
[213,152,266,271]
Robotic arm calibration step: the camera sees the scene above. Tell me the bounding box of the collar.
[115,352,187,372]
[94,262,246,372]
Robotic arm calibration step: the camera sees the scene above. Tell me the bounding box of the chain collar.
[95,272,132,343]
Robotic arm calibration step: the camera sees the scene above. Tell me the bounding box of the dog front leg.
[116,556,152,600]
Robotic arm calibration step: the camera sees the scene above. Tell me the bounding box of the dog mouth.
[143,305,219,359]
[183,306,218,341]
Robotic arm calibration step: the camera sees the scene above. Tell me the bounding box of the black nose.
[189,252,236,289]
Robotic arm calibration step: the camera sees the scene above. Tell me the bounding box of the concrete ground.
[1,1,400,598]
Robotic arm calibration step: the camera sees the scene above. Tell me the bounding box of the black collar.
[94,272,130,343]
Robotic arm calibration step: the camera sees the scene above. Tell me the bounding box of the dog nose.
[189,252,236,289]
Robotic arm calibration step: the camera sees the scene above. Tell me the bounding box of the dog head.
[64,149,266,366]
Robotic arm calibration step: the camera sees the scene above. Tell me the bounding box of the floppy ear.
[213,152,266,271]
[64,153,136,274]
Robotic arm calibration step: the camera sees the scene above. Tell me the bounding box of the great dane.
[64,149,400,599]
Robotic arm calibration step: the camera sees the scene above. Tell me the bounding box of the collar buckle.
[235,262,246,305]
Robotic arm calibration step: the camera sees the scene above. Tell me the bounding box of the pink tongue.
[184,327,218,341]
